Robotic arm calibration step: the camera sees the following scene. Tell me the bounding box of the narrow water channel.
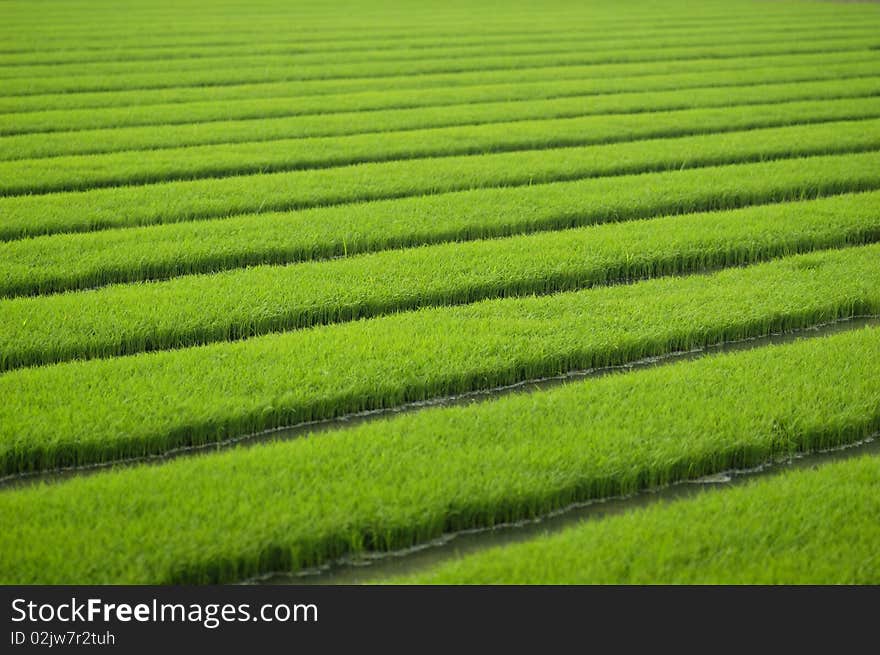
[255,436,880,585]
[2,315,877,493]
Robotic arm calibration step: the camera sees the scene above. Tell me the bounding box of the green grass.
[5,96,880,195]
[1,244,880,476]
[4,191,880,371]
[1,325,877,584]
[3,150,878,296]
[393,454,880,584]
[6,71,880,159]
[2,49,872,117]
[6,34,877,97]
[3,122,879,240]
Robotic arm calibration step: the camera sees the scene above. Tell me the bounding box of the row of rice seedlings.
[5,192,880,371]
[5,24,872,82]
[5,1,866,52]
[5,62,878,146]
[1,6,792,47]
[3,122,878,241]
[5,150,879,296]
[18,12,879,58]
[6,33,876,97]
[396,454,880,585]
[6,72,879,160]
[2,244,879,477]
[3,48,871,116]
[8,30,877,96]
[2,324,878,584]
[6,96,878,197]
[1,17,868,67]
[0,19,814,65]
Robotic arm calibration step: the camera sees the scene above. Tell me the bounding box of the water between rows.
[2,315,877,492]
[255,436,880,585]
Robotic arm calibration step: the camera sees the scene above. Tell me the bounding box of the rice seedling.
[5,72,879,160]
[5,34,876,97]
[2,150,877,296]
[2,48,871,118]
[7,25,874,84]
[4,17,867,67]
[394,454,880,584]
[2,16,868,67]
[4,96,880,196]
[1,245,879,476]
[2,122,879,240]
[2,0,879,587]
[5,2,866,54]
[3,191,880,370]
[1,325,877,583]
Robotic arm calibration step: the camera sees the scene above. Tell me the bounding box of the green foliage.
[2,325,878,583]
[3,124,880,240]
[2,0,879,586]
[2,25,870,85]
[3,96,880,195]
[2,49,872,119]
[5,34,877,97]
[396,454,880,584]
[2,150,878,295]
[3,192,880,370]
[2,245,879,475]
[3,71,878,159]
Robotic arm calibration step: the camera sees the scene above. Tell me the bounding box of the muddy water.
[2,314,878,490]
[254,436,880,585]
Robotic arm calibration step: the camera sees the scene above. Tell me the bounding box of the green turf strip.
[396,454,880,584]
[5,35,877,97]
[4,150,879,295]
[3,25,872,82]
[6,96,880,196]
[1,325,878,584]
[4,192,880,371]
[5,73,880,160]
[1,49,873,116]
[1,244,879,476]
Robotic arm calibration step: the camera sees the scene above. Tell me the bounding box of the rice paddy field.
[1,0,879,585]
